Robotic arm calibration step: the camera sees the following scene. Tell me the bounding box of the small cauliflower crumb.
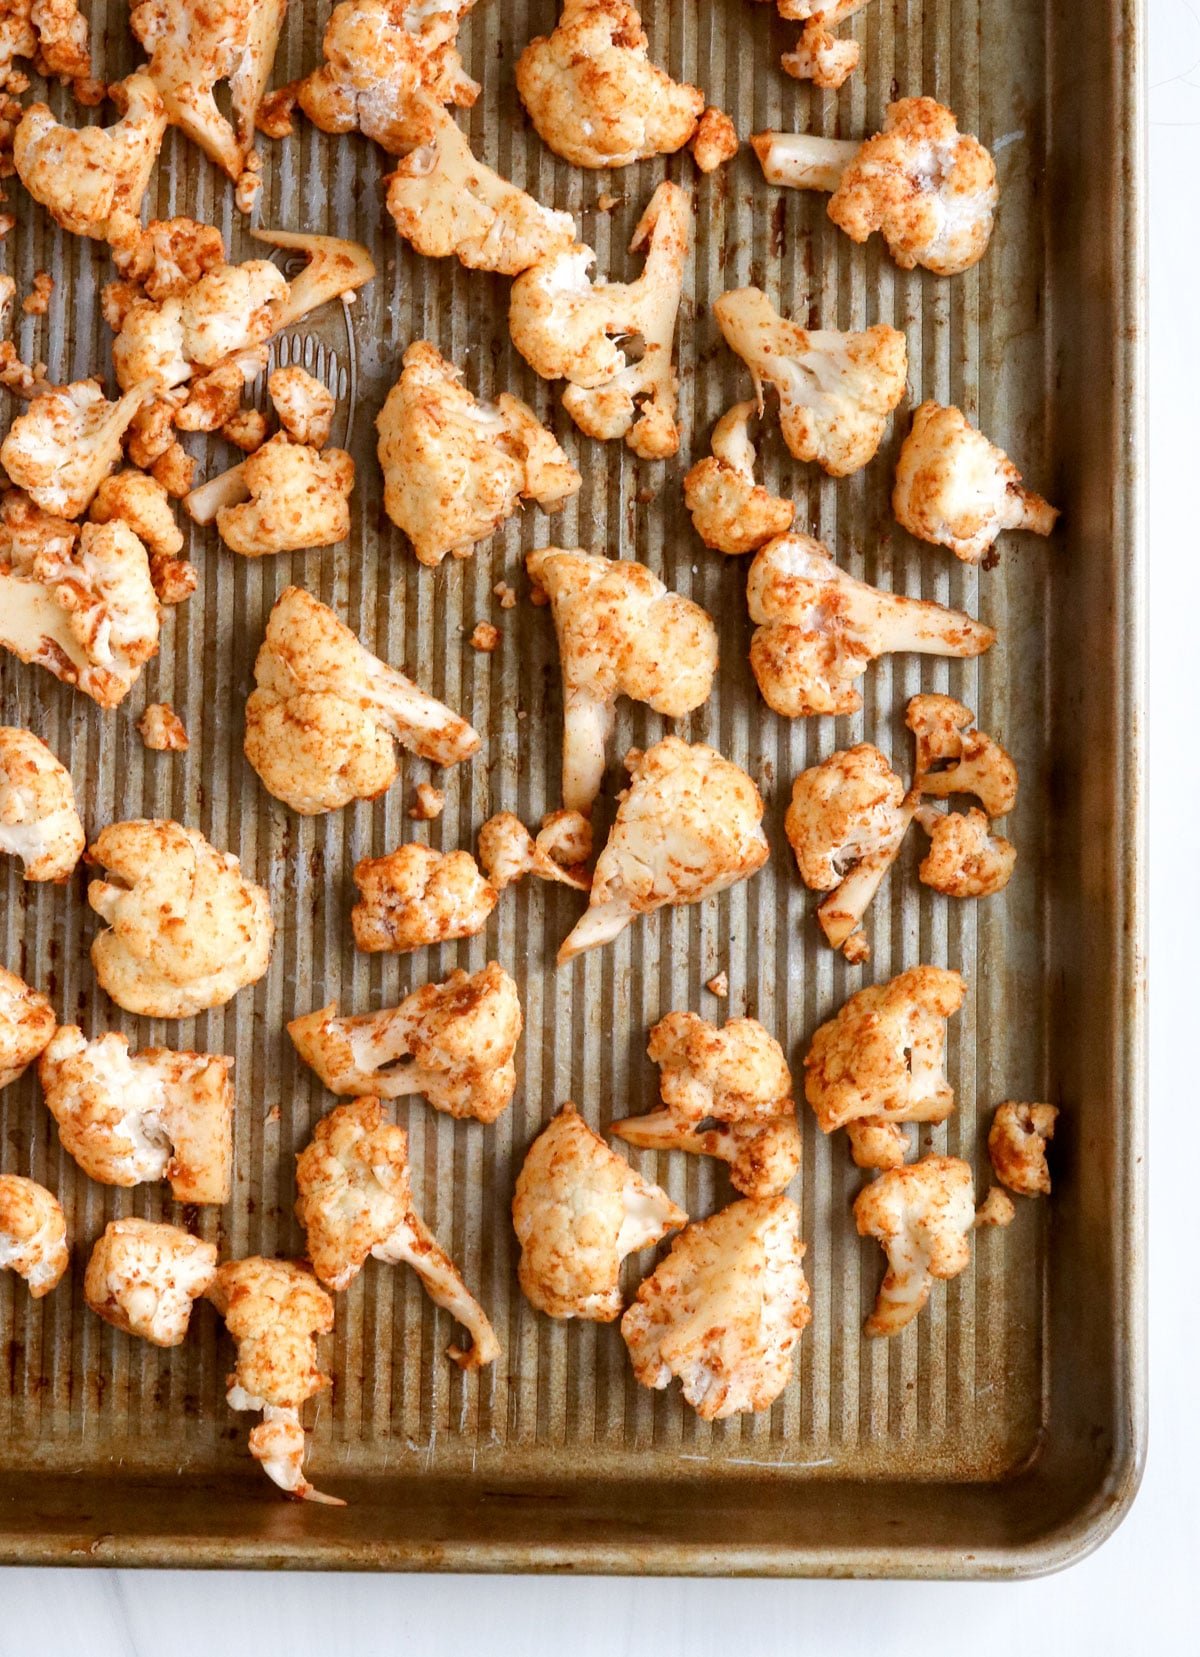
[221,407,268,452]
[706,972,728,998]
[494,580,517,608]
[409,782,444,820]
[138,702,189,751]
[597,191,619,212]
[21,271,51,314]
[690,106,738,172]
[470,620,500,652]
[974,1186,1016,1228]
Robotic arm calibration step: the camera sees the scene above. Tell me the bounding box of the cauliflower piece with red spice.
[478,809,592,893]
[137,701,189,751]
[683,401,794,555]
[915,802,1016,897]
[214,433,355,557]
[0,725,84,882]
[0,965,55,1091]
[0,0,91,91]
[781,16,861,91]
[351,843,497,953]
[1,379,153,517]
[905,692,1018,817]
[0,1175,68,1298]
[268,366,335,448]
[88,469,195,606]
[84,1217,217,1345]
[854,1154,976,1336]
[988,1101,1058,1197]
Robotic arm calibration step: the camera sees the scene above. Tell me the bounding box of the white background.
[2,2,1196,1651]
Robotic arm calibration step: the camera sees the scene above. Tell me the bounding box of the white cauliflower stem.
[0,965,55,1091]
[2,379,153,517]
[683,401,794,555]
[0,1175,68,1298]
[478,810,592,892]
[906,693,1018,817]
[84,1217,217,1345]
[0,726,84,882]
[854,1155,976,1336]
[988,1101,1058,1197]
[351,843,497,953]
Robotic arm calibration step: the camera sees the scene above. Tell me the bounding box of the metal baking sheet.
[0,0,1144,1574]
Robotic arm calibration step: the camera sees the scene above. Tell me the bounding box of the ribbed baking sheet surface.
[1,0,1056,1491]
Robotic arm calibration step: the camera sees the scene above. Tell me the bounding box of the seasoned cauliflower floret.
[690,106,738,172]
[712,287,906,477]
[906,692,1018,817]
[974,1185,1016,1228]
[0,725,84,882]
[559,737,769,962]
[214,433,355,556]
[89,468,195,605]
[0,965,55,1091]
[0,1175,68,1298]
[893,402,1059,563]
[478,809,592,893]
[621,1194,810,1418]
[268,365,336,448]
[854,1155,976,1336]
[512,1103,685,1321]
[1,379,152,517]
[112,214,225,301]
[988,1101,1058,1197]
[781,15,861,90]
[352,843,496,953]
[747,534,995,718]
[683,401,794,555]
[288,961,522,1123]
[86,819,274,1018]
[509,181,691,457]
[138,701,189,751]
[38,1026,234,1201]
[296,1097,499,1369]
[0,0,91,91]
[916,803,1016,897]
[244,586,480,815]
[528,545,718,811]
[376,341,580,567]
[84,1217,217,1345]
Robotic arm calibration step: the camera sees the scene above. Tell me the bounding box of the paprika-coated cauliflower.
[712,287,906,477]
[751,98,998,277]
[512,1102,685,1321]
[86,819,274,1018]
[0,965,55,1091]
[746,534,995,718]
[915,803,1016,898]
[288,961,522,1123]
[528,545,718,812]
[905,692,1017,817]
[690,106,739,172]
[854,1154,976,1336]
[214,433,355,557]
[0,1175,68,1298]
[781,15,862,91]
[268,365,336,448]
[244,586,480,815]
[84,1217,217,1345]
[0,725,84,882]
[682,401,794,555]
[509,181,691,457]
[111,214,225,301]
[0,0,91,91]
[351,843,497,953]
[621,1194,810,1418]
[376,341,580,567]
[39,1026,234,1202]
[988,1101,1058,1197]
[1,379,152,517]
[893,402,1059,562]
[295,1096,499,1369]
[88,468,195,605]
[478,809,592,892]
[558,737,769,962]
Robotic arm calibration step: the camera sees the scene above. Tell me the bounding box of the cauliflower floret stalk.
[613,1013,802,1199]
[893,402,1059,563]
[201,433,356,557]
[0,1175,68,1298]
[288,961,522,1123]
[746,534,995,719]
[682,400,794,555]
[295,1097,500,1370]
[527,546,718,813]
[751,97,998,277]
[1,378,155,518]
[785,743,918,961]
[905,692,1017,816]
[478,809,592,893]
[0,726,85,882]
[385,90,576,275]
[86,820,274,1018]
[621,1194,810,1418]
[779,1,871,91]
[512,1103,685,1321]
[712,287,906,476]
[988,1101,1058,1197]
[558,737,770,963]
[207,1257,344,1506]
[0,965,55,1092]
[38,1026,234,1202]
[0,0,91,92]
[243,586,480,816]
[915,802,1016,898]
[854,1155,976,1336]
[509,180,692,458]
[804,965,965,1169]
[13,74,168,250]
[351,843,497,953]
[84,1218,217,1346]
[375,340,580,567]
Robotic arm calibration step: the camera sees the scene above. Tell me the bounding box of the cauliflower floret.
[558,737,770,962]
[243,586,480,815]
[86,819,274,1018]
[268,365,335,448]
[682,401,794,555]
[516,0,705,169]
[893,402,1059,563]
[478,809,593,893]
[0,965,55,1091]
[509,181,691,457]
[512,1102,685,1321]
[1,379,153,517]
[690,106,738,172]
[376,341,580,567]
[712,287,906,476]
[621,1194,810,1418]
[916,803,1016,897]
[88,468,195,605]
[974,1185,1016,1228]
[288,961,522,1122]
[138,701,189,751]
[781,15,861,90]
[854,1155,976,1336]
[208,1256,343,1505]
[988,1101,1058,1197]
[0,1175,68,1297]
[351,843,496,953]
[0,725,84,882]
[527,546,718,812]
[751,98,998,277]
[84,1217,217,1345]
[905,692,1018,817]
[385,91,576,275]
[0,0,90,91]
[38,1026,234,1201]
[295,1096,499,1369]
[212,433,354,556]
[804,965,965,1168]
[746,534,995,718]
[112,214,225,301]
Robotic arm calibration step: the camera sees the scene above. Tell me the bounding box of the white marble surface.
[3,2,1197,1650]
